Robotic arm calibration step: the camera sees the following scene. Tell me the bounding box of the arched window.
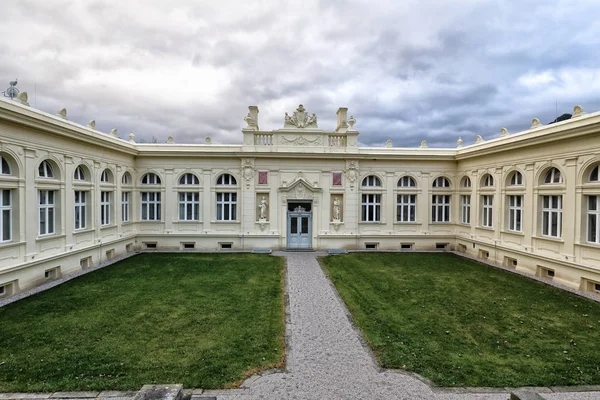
[432,176,450,188]
[179,173,199,185]
[544,167,563,184]
[74,166,86,181]
[362,175,381,187]
[100,169,113,183]
[589,165,599,182]
[482,174,494,187]
[509,171,523,186]
[1,156,11,175]
[122,172,132,185]
[397,176,416,187]
[461,176,471,188]
[217,174,236,185]
[141,173,161,185]
[38,160,54,178]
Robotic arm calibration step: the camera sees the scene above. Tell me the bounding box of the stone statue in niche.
[332,197,341,221]
[259,196,268,220]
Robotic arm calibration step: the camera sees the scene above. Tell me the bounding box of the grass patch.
[0,253,285,392]
[321,252,600,387]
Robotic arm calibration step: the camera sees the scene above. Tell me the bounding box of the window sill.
[576,242,600,250]
[533,235,564,243]
[393,221,420,225]
[121,221,133,226]
[211,220,240,224]
[501,230,525,236]
[457,222,471,227]
[174,220,202,223]
[359,221,385,225]
[430,222,452,225]
[0,240,24,249]
[100,224,116,230]
[139,220,164,223]
[73,228,94,235]
[477,226,495,231]
[36,234,66,242]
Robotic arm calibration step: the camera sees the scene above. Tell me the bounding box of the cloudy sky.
[2,0,600,147]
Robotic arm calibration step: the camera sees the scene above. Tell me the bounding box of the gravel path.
[201,252,600,400]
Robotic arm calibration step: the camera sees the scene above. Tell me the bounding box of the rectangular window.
[122,192,130,223]
[587,195,600,244]
[100,191,111,226]
[432,195,451,223]
[396,194,416,222]
[0,189,11,242]
[216,192,237,221]
[481,195,493,228]
[141,192,161,221]
[461,195,471,225]
[361,193,381,222]
[542,195,562,238]
[179,192,200,221]
[38,190,55,236]
[508,195,523,232]
[74,190,87,230]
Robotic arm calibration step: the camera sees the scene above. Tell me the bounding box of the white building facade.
[1,99,600,298]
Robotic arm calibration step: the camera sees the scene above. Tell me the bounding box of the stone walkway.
[200,252,600,400]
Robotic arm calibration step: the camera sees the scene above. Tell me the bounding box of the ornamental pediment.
[279,177,321,200]
[284,104,318,129]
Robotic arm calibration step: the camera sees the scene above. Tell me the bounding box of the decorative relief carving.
[284,104,318,128]
[280,135,322,146]
[241,159,255,188]
[345,161,359,189]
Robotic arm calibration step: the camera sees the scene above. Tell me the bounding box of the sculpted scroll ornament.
[241,159,255,188]
[284,104,318,128]
[280,136,322,146]
[346,161,359,189]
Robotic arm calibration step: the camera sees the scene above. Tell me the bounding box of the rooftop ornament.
[500,128,508,137]
[420,140,428,148]
[457,137,463,148]
[573,105,585,118]
[385,139,393,148]
[531,118,542,129]
[87,120,96,129]
[128,132,135,143]
[475,135,484,144]
[56,108,67,120]
[109,128,118,137]
[2,79,19,99]
[284,104,318,129]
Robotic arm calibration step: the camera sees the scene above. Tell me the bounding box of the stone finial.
[109,128,118,137]
[531,118,542,129]
[167,136,174,144]
[205,137,211,143]
[475,135,484,143]
[348,115,356,129]
[385,139,392,148]
[336,107,349,132]
[573,105,585,118]
[128,132,135,142]
[500,128,508,137]
[457,137,463,148]
[244,106,259,130]
[420,140,427,148]
[87,120,96,129]
[56,108,67,119]
[15,91,29,106]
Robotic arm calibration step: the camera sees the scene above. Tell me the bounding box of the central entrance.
[287,202,312,249]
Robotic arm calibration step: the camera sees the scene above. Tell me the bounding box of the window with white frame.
[589,165,599,182]
[100,191,111,225]
[179,192,199,221]
[481,195,493,228]
[217,173,236,185]
[362,193,381,222]
[482,174,494,187]
[100,169,112,183]
[544,167,563,184]
[180,173,199,185]
[122,172,131,185]
[38,160,54,178]
[397,176,416,187]
[432,195,451,222]
[542,195,562,238]
[587,196,600,244]
[141,173,161,185]
[461,195,471,224]
[432,176,450,188]
[396,194,416,222]
[362,175,381,187]
[508,195,523,232]
[1,156,11,175]
[0,189,11,242]
[461,176,471,188]
[74,166,86,181]
[509,171,523,186]
[38,190,55,235]
[74,191,87,230]
[216,192,237,221]
[122,192,130,223]
[141,192,161,221]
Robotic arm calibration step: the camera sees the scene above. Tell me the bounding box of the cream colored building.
[1,97,599,298]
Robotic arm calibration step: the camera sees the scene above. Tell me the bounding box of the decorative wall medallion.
[258,222,268,231]
[346,161,359,189]
[284,104,318,128]
[241,158,255,188]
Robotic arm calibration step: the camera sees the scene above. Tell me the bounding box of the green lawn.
[321,253,600,387]
[0,253,285,392]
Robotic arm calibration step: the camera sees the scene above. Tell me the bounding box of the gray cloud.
[2,0,600,147]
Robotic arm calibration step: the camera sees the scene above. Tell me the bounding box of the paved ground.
[3,251,600,400]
